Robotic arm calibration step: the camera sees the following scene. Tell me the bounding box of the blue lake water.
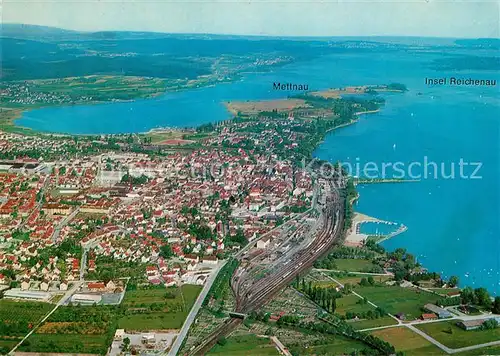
[16,48,500,293]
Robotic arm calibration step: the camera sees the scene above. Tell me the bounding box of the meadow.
[416,320,500,349]
[371,327,447,356]
[354,286,438,320]
[118,284,202,330]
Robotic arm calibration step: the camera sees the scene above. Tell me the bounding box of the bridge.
[228,311,247,319]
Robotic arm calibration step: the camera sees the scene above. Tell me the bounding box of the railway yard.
[186,177,345,355]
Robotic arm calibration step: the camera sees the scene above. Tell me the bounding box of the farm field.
[0,338,21,355]
[371,327,447,355]
[207,334,279,355]
[18,305,120,354]
[118,284,202,330]
[18,333,109,354]
[354,286,438,320]
[0,299,53,336]
[415,320,500,349]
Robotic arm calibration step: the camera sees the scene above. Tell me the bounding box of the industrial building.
[4,289,51,302]
[71,293,102,305]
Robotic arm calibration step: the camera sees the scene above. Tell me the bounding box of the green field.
[335,294,376,315]
[334,259,376,272]
[208,334,279,355]
[416,320,500,349]
[18,333,109,354]
[18,304,119,354]
[456,346,500,355]
[0,338,21,355]
[119,284,202,330]
[350,316,399,330]
[371,327,447,356]
[0,299,53,336]
[355,286,438,320]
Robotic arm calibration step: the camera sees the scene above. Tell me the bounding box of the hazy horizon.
[2,0,499,39]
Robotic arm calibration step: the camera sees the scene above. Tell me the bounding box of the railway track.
[189,180,344,355]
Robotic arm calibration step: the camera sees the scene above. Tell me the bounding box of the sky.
[2,0,499,38]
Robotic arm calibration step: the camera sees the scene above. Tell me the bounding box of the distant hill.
[0,23,228,41]
[0,23,86,41]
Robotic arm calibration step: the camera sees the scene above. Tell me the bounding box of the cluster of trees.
[364,239,386,254]
[247,311,271,323]
[226,229,248,246]
[343,306,387,322]
[481,318,499,330]
[296,278,341,313]
[120,173,149,185]
[386,83,408,92]
[187,222,215,240]
[359,276,377,287]
[460,287,495,309]
[436,296,461,307]
[12,230,30,241]
[344,178,357,229]
[159,244,174,258]
[197,122,216,133]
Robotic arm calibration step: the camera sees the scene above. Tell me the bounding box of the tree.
[160,244,173,259]
[492,296,500,314]
[367,276,375,286]
[481,319,499,330]
[461,286,476,305]
[474,288,492,309]
[448,275,459,288]
[359,277,369,287]
[122,337,130,351]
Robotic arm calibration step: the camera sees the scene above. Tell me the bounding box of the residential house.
[421,313,438,321]
[87,282,106,292]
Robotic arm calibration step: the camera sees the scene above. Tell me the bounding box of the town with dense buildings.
[0,88,499,356]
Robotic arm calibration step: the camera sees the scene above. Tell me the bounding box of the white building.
[4,289,51,302]
[71,293,102,305]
